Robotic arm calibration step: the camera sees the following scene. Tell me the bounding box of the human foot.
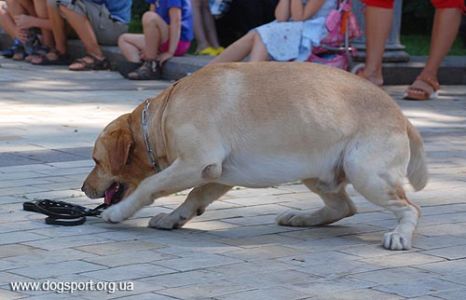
[403,75,439,101]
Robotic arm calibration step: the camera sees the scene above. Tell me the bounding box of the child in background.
[0,0,52,61]
[210,0,335,64]
[118,0,193,80]
[191,0,223,56]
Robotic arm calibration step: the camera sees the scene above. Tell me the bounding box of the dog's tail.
[407,121,428,191]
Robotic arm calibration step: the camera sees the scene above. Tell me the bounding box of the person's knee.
[118,34,129,47]
[247,31,258,42]
[142,11,160,26]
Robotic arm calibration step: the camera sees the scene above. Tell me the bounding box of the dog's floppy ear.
[107,129,133,174]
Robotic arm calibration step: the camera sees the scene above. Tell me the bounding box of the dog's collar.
[141,98,162,172]
[140,82,179,173]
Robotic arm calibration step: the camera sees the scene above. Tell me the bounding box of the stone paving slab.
[1,57,466,299]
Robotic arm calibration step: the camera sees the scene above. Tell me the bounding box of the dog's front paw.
[101,205,128,223]
[383,231,412,250]
[148,213,182,230]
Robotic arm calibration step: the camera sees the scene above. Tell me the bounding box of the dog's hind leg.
[277,179,357,227]
[345,135,420,250]
[149,183,232,229]
[101,158,223,223]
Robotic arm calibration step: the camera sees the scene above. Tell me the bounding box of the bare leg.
[192,0,210,51]
[47,0,67,54]
[209,31,255,64]
[249,31,269,61]
[0,2,17,38]
[202,0,221,49]
[420,8,462,81]
[361,6,393,86]
[59,5,102,58]
[142,11,168,60]
[403,8,462,100]
[33,0,53,48]
[118,33,145,63]
[277,179,356,227]
[17,0,36,16]
[149,183,232,229]
[4,0,29,42]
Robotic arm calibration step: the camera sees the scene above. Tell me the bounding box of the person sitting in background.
[118,0,193,80]
[0,0,52,61]
[32,0,131,70]
[191,0,223,55]
[357,0,464,100]
[209,0,335,64]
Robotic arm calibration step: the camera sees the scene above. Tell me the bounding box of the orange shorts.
[362,0,465,13]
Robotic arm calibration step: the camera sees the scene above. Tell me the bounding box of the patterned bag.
[308,53,349,70]
[320,0,361,47]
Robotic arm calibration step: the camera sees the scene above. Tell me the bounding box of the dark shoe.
[127,60,161,80]
[1,39,22,58]
[117,61,143,78]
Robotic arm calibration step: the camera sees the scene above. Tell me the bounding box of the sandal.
[1,39,22,58]
[31,49,70,66]
[127,60,161,80]
[352,64,383,87]
[12,45,26,61]
[116,61,143,79]
[196,47,218,56]
[403,76,439,101]
[68,54,110,71]
[26,46,49,63]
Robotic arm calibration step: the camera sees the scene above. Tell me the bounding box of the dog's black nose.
[81,184,86,192]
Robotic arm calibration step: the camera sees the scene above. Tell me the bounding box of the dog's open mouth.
[104,182,125,205]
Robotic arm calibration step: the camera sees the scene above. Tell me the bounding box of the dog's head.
[82,113,154,205]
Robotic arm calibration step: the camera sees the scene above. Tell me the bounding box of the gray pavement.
[1,57,466,299]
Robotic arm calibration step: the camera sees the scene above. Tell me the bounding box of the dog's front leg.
[101,159,214,223]
[149,183,232,229]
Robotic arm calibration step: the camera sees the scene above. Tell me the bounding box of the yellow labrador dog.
[82,62,428,250]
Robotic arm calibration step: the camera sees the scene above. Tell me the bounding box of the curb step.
[1,33,465,84]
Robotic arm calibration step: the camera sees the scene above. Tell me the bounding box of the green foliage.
[401,0,435,35]
[130,0,149,33]
[401,35,466,56]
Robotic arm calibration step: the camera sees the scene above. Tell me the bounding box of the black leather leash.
[23,199,108,226]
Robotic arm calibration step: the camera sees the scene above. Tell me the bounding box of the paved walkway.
[1,57,466,300]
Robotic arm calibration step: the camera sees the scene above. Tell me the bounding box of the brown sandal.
[403,76,440,101]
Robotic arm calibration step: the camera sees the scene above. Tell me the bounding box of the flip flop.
[403,76,439,101]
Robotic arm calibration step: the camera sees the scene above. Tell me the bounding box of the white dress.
[255,0,336,61]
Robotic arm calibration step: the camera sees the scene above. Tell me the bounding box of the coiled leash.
[23,199,108,226]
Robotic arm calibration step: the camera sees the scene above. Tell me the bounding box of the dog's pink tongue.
[104,183,119,205]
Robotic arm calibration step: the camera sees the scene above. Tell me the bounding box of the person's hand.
[139,52,146,61]
[14,14,34,30]
[157,52,173,65]
[15,29,28,43]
